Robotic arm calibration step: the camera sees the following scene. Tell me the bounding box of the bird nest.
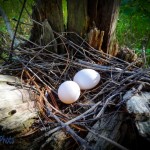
[1,32,150,149]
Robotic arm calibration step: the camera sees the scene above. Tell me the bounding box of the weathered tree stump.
[0,75,38,149]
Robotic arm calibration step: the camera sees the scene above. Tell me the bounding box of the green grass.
[62,0,67,26]
[116,0,150,66]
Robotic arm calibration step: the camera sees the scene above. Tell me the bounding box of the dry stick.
[119,70,144,86]
[91,84,144,150]
[35,88,113,143]
[54,31,104,62]
[53,32,70,88]
[118,83,143,106]
[19,36,113,76]
[17,32,63,67]
[76,59,134,74]
[95,72,144,118]
[34,91,101,142]
[25,69,66,117]
[60,31,138,67]
[40,111,92,150]
[45,86,59,110]
[5,31,150,149]
[39,84,109,132]
[87,86,144,149]
[16,31,137,74]
[67,39,104,62]
[86,127,129,150]
[26,66,59,95]
[108,73,143,103]
[17,34,39,47]
[98,31,105,51]
[24,39,59,68]
[96,94,118,118]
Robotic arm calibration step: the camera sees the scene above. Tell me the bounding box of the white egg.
[58,81,80,104]
[73,69,100,90]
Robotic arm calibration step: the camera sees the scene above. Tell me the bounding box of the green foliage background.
[116,0,150,65]
[0,0,34,38]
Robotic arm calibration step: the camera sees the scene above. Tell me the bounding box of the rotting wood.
[0,74,20,82]
[41,130,68,150]
[88,0,121,55]
[0,75,38,150]
[88,27,105,53]
[125,90,150,140]
[0,74,70,150]
[0,75,38,134]
[81,113,127,150]
[117,47,138,63]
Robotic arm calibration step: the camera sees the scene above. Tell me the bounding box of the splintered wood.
[88,26,119,58]
[88,27,104,52]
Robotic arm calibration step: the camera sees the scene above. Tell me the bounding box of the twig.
[40,110,92,150]
[86,127,129,150]
[9,0,27,60]
[0,6,20,47]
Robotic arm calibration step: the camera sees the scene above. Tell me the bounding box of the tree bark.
[30,0,64,48]
[88,0,121,55]
[67,0,88,37]
[29,0,120,56]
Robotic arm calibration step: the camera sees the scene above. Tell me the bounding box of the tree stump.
[0,75,38,149]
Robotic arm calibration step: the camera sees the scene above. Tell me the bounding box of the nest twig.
[1,31,150,150]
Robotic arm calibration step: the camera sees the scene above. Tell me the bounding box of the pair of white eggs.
[58,69,101,104]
